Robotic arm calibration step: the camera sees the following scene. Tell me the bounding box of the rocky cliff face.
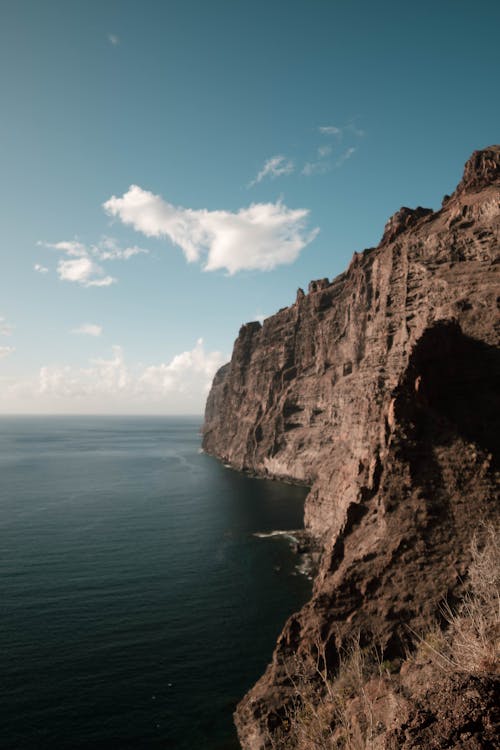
[202,147,499,749]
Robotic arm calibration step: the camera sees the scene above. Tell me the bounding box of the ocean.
[0,416,311,749]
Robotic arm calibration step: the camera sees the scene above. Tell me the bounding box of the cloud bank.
[103,187,318,274]
[23,339,225,413]
[1,339,226,414]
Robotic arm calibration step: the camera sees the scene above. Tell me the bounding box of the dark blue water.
[0,417,310,749]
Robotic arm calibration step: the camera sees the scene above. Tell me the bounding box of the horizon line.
[0,413,205,418]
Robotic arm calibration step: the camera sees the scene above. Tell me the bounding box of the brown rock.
[380,206,433,246]
[385,673,500,749]
[202,146,500,749]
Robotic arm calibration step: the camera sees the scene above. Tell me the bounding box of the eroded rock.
[202,146,500,749]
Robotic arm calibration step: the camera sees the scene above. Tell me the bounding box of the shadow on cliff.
[393,320,499,498]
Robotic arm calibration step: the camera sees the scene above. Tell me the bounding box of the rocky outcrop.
[202,146,500,748]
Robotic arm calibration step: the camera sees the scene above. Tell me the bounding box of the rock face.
[202,147,500,748]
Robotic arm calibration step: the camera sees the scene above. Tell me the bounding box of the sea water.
[0,417,311,749]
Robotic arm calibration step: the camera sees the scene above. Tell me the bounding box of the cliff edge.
[202,147,499,749]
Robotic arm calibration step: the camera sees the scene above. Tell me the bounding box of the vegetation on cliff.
[266,524,499,749]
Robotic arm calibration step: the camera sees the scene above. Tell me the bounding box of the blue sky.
[1,0,499,413]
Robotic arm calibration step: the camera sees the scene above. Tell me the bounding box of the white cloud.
[0,317,13,336]
[248,124,362,186]
[303,145,357,176]
[94,236,148,260]
[336,147,356,167]
[38,236,147,287]
[39,239,87,257]
[302,142,334,176]
[72,323,103,337]
[317,144,333,158]
[319,123,364,139]
[302,160,331,177]
[34,263,49,274]
[346,123,365,137]
[248,155,294,187]
[86,276,116,287]
[302,145,334,175]
[108,33,119,46]
[138,339,224,395]
[103,186,318,275]
[0,346,14,359]
[319,125,342,137]
[57,257,116,287]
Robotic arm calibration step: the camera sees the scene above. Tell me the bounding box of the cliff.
[202,146,500,749]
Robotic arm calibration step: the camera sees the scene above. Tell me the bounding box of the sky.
[1,0,499,414]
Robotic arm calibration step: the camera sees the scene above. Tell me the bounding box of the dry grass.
[266,525,499,749]
[412,523,499,677]
[444,524,499,676]
[267,638,388,750]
